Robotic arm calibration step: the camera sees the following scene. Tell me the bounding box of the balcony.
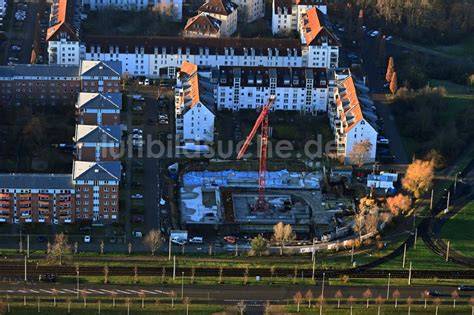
[0,193,10,200]
[19,194,31,201]
[38,194,50,200]
[39,201,50,208]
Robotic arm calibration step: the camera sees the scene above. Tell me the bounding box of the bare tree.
[190,267,195,284]
[81,290,88,307]
[363,289,372,308]
[434,297,442,315]
[387,194,412,216]
[270,266,275,284]
[293,291,303,312]
[47,233,71,265]
[103,265,109,284]
[273,222,295,255]
[128,242,132,255]
[406,296,413,315]
[421,290,430,308]
[305,289,313,308]
[170,290,176,308]
[236,300,246,315]
[161,267,166,284]
[402,159,434,199]
[111,292,117,308]
[125,298,131,315]
[392,289,400,308]
[51,288,57,307]
[143,229,162,255]
[243,266,249,285]
[335,290,343,308]
[365,212,380,235]
[183,296,191,315]
[349,139,373,167]
[218,267,223,284]
[138,290,146,308]
[134,265,138,284]
[451,290,459,308]
[375,295,384,315]
[317,294,325,315]
[348,295,355,315]
[100,240,104,254]
[353,212,366,240]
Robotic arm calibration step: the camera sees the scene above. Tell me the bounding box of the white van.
[189,237,203,244]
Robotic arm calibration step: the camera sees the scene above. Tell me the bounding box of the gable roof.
[79,61,122,77]
[46,0,79,42]
[178,62,216,116]
[301,7,340,46]
[336,76,371,133]
[74,125,121,143]
[76,93,122,110]
[0,64,79,78]
[73,161,121,181]
[184,13,222,36]
[199,0,238,16]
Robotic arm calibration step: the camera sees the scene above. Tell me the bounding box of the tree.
[434,297,442,315]
[305,289,313,308]
[273,222,295,255]
[348,295,355,315]
[236,300,246,315]
[169,290,176,308]
[81,290,88,307]
[402,159,434,199]
[138,290,146,308]
[390,72,398,94]
[469,296,474,315]
[386,56,395,82]
[356,9,364,39]
[406,296,413,315]
[111,292,117,308]
[451,290,459,308]
[143,229,162,255]
[363,289,372,308]
[348,139,372,167]
[293,291,303,312]
[47,233,71,265]
[183,297,191,315]
[250,234,267,256]
[387,194,412,216]
[353,212,366,240]
[365,212,379,235]
[317,294,325,315]
[335,290,343,308]
[392,289,400,308]
[375,295,384,315]
[421,290,429,309]
[103,265,109,284]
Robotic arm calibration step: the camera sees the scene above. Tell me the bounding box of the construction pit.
[180,170,355,237]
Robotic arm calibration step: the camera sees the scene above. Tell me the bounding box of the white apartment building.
[299,7,339,68]
[197,0,238,37]
[0,0,8,27]
[233,0,263,23]
[83,0,183,21]
[47,0,82,65]
[329,71,377,164]
[216,66,329,114]
[175,62,216,144]
[271,0,327,35]
[84,35,339,78]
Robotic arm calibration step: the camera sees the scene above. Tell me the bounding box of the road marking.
[29,290,40,293]
[39,289,52,293]
[153,290,169,295]
[115,290,131,295]
[100,289,116,294]
[61,289,77,293]
[86,289,104,295]
[125,289,139,294]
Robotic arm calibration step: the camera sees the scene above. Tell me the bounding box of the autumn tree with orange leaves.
[349,139,373,167]
[385,57,394,82]
[386,193,412,216]
[389,72,398,94]
[402,160,434,199]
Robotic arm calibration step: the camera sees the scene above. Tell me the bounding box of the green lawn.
[441,201,474,260]
[433,35,474,58]
[429,79,473,121]
[286,304,472,315]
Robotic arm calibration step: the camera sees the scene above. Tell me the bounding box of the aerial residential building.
[76,93,122,125]
[216,66,328,114]
[299,7,340,68]
[84,35,327,78]
[74,125,121,161]
[47,0,82,65]
[183,13,222,38]
[82,0,183,21]
[329,72,377,163]
[0,61,121,105]
[175,62,216,144]
[0,174,75,224]
[73,161,120,222]
[79,60,122,93]
[198,0,238,37]
[272,0,327,34]
[232,0,264,22]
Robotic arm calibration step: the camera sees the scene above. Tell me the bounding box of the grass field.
[286,304,472,315]
[433,35,474,58]
[428,79,473,121]
[441,201,474,260]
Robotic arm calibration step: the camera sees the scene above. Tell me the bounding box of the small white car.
[131,194,143,199]
[84,235,91,243]
[189,237,203,244]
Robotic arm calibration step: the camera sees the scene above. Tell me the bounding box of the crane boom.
[236,96,275,211]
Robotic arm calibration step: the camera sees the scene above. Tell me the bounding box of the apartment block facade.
[0,61,121,105]
[0,174,75,224]
[272,0,327,34]
[74,125,121,161]
[216,66,329,114]
[76,92,122,125]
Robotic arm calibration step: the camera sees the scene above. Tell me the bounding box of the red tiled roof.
[301,7,339,46]
[199,0,237,16]
[46,0,79,41]
[184,13,221,35]
[336,76,364,133]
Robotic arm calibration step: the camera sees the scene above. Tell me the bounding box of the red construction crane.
[237,96,276,211]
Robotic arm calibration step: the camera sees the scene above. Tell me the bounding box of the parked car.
[79,226,91,232]
[39,274,56,283]
[132,231,143,238]
[377,136,390,145]
[171,236,186,245]
[458,285,474,291]
[131,193,143,199]
[223,236,237,244]
[132,94,144,101]
[428,290,442,297]
[189,236,203,244]
[131,215,143,223]
[84,235,91,243]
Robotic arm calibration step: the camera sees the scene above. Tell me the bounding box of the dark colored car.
[39,274,56,283]
[428,290,442,297]
[36,236,47,243]
[458,285,474,291]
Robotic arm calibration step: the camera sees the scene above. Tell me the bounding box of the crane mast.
[237,96,276,211]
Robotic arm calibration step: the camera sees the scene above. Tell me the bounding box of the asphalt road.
[360,35,410,164]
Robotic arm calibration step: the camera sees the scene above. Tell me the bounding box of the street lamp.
[181,271,184,298]
[76,269,80,298]
[454,172,462,195]
[443,189,451,214]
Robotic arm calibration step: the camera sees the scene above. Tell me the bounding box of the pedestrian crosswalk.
[0,288,170,296]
